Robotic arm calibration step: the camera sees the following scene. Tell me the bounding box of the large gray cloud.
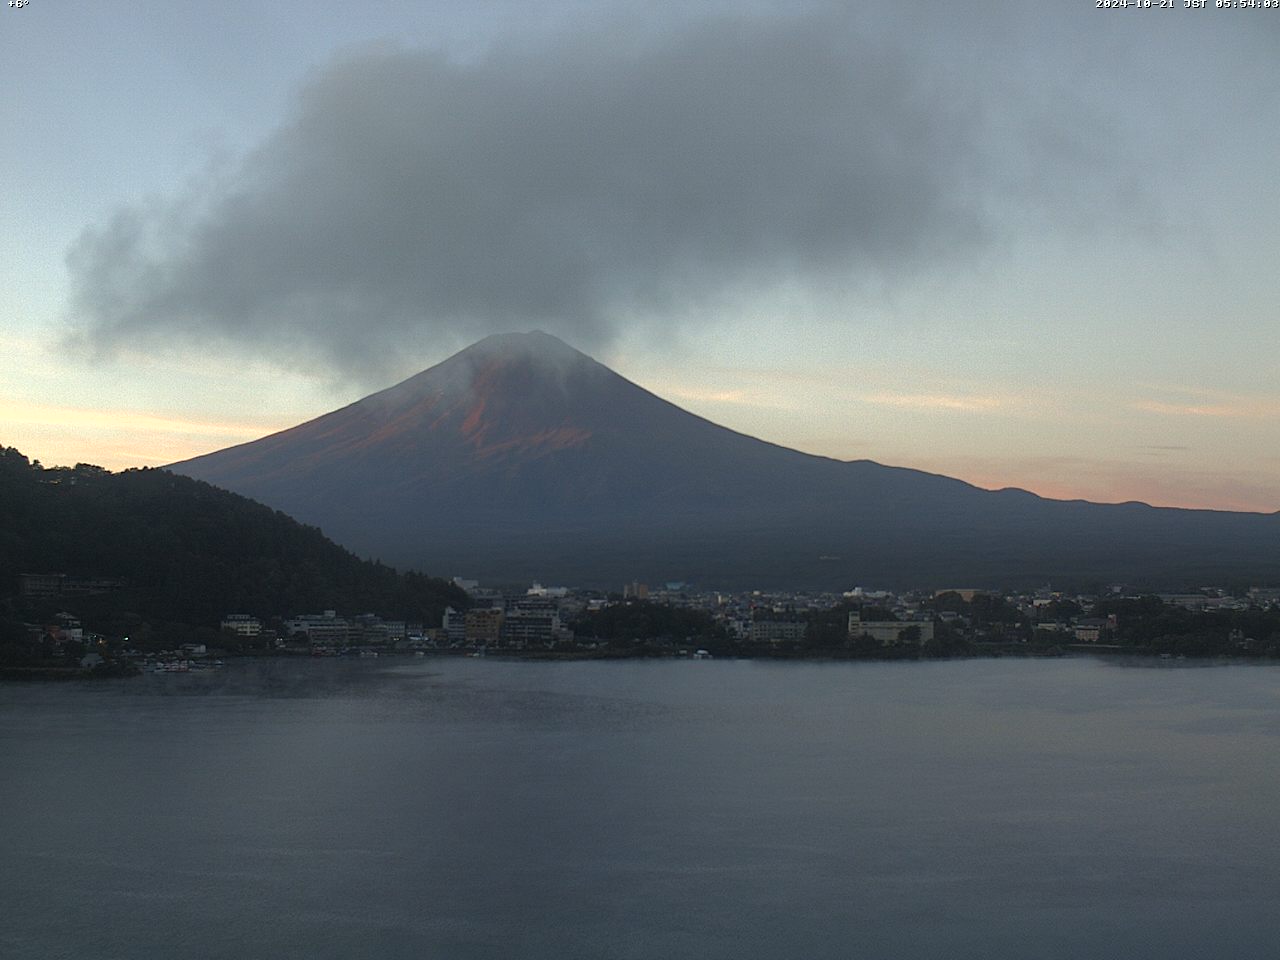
[64,8,1100,378]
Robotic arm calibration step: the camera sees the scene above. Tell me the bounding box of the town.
[8,570,1280,678]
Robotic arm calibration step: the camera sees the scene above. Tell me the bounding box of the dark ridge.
[0,446,467,638]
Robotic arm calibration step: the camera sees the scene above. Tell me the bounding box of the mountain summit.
[170,333,1279,588]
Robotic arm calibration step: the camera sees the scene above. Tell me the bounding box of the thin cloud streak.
[658,387,791,410]
[862,392,1005,413]
[1133,399,1280,419]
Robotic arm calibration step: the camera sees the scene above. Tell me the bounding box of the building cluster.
[619,582,945,647]
[442,582,575,648]
[215,582,579,653]
[563,581,1280,650]
[15,568,1280,665]
[217,610,422,652]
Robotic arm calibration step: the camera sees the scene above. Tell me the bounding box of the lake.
[3,656,1280,959]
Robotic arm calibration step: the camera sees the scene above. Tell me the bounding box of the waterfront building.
[848,610,934,645]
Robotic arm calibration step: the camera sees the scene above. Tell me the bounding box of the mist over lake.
[4,657,1279,959]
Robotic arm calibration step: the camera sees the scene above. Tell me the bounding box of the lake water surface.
[3,656,1280,959]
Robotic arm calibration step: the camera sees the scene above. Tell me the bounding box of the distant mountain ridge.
[168,332,1280,589]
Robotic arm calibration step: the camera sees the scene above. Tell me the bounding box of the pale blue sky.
[2,0,1277,510]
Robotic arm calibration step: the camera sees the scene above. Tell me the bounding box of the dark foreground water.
[4,656,1280,959]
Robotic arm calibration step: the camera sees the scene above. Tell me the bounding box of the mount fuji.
[169,332,1279,589]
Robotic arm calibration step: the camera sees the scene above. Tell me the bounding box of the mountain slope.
[169,332,1280,589]
[0,447,466,632]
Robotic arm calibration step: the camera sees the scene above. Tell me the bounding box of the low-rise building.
[221,614,262,637]
[285,611,350,645]
[749,618,807,644]
[849,610,934,645]
[1072,617,1110,643]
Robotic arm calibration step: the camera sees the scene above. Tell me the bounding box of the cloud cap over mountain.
[64,8,1052,378]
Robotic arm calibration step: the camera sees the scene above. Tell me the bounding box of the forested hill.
[0,446,467,635]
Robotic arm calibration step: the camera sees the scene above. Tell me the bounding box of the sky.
[3,0,1277,512]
